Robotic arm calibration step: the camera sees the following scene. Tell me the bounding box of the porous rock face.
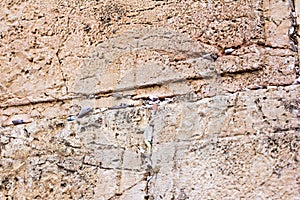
[0,0,300,199]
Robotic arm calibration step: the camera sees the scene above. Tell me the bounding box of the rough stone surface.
[0,0,299,199]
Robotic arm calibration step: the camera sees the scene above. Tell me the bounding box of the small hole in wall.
[96,117,103,125]
[70,132,76,137]
[61,183,66,187]
[56,123,65,128]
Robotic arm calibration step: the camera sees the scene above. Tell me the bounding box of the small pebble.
[110,103,130,109]
[293,77,300,85]
[202,53,218,61]
[67,116,76,121]
[12,119,24,125]
[224,48,234,55]
[290,41,298,52]
[77,107,92,118]
[253,85,264,90]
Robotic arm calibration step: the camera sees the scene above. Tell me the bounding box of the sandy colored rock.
[0,0,299,199]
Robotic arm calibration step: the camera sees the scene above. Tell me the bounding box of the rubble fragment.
[224,48,235,55]
[67,116,76,121]
[293,77,300,85]
[77,107,93,118]
[12,119,24,125]
[202,53,218,61]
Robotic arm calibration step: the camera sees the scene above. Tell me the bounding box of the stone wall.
[0,0,299,199]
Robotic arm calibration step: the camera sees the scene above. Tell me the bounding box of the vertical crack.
[55,15,72,95]
[288,0,299,77]
[56,49,69,94]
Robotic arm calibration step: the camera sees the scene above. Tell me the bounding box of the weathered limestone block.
[95,169,145,200]
[0,0,299,199]
[264,0,291,48]
[158,131,300,199]
[1,85,299,199]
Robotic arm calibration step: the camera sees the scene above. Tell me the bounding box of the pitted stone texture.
[1,85,299,199]
[165,0,264,47]
[0,0,299,199]
[73,28,209,95]
[157,132,300,200]
[75,27,296,98]
[220,86,300,137]
[3,1,296,101]
[0,0,129,104]
[95,169,145,200]
[264,0,291,48]
[1,0,297,125]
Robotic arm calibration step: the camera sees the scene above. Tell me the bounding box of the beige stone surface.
[0,0,299,199]
[1,86,299,199]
